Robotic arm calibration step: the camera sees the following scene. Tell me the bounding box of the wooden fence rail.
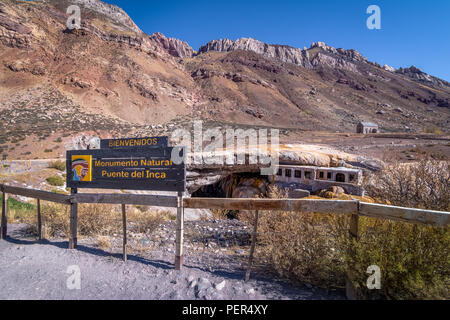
[1,183,449,300]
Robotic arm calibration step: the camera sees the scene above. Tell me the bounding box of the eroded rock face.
[149,32,194,58]
[72,0,142,33]
[0,6,31,48]
[4,60,46,76]
[198,38,373,74]
[396,66,450,88]
[198,37,312,68]
[310,52,359,73]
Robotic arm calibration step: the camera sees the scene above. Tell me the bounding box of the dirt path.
[0,224,344,300]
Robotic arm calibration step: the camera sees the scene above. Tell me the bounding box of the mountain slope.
[0,0,449,159]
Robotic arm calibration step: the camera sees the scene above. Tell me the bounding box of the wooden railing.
[1,183,449,299]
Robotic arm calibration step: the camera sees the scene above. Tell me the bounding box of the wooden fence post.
[69,188,78,249]
[1,190,7,240]
[37,198,42,240]
[346,201,360,300]
[175,191,184,270]
[245,210,260,282]
[122,204,127,262]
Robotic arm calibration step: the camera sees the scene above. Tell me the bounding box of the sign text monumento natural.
[66,146,185,192]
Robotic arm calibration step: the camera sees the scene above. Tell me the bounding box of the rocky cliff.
[198,37,313,68]
[149,32,194,58]
[71,0,142,33]
[197,38,450,89]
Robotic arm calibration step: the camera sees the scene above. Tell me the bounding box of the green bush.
[0,195,35,212]
[254,206,449,300]
[46,175,65,187]
[345,218,449,300]
[0,195,36,222]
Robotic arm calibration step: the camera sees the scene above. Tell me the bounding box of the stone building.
[271,165,365,196]
[357,121,379,134]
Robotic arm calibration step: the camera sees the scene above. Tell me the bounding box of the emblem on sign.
[71,155,92,182]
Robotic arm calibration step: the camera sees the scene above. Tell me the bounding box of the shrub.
[256,209,347,287]
[46,175,65,187]
[49,160,66,171]
[345,218,449,300]
[423,127,444,135]
[363,158,449,211]
[1,195,36,222]
[250,178,449,299]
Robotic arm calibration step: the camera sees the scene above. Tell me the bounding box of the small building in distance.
[357,121,379,134]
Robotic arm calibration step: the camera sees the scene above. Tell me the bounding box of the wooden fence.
[1,183,449,299]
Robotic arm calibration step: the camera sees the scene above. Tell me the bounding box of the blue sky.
[102,0,450,81]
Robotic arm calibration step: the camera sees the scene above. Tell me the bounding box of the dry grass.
[423,127,444,135]
[239,187,347,287]
[21,202,170,239]
[246,182,449,299]
[48,160,66,171]
[95,236,112,250]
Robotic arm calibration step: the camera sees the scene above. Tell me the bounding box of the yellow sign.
[71,155,92,182]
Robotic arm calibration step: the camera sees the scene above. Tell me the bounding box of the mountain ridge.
[0,0,449,160]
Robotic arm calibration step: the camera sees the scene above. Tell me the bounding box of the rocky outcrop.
[0,15,30,35]
[126,77,158,101]
[63,75,93,89]
[0,12,31,48]
[4,60,46,76]
[396,66,450,88]
[310,52,359,73]
[66,23,161,57]
[191,68,273,88]
[198,38,375,74]
[149,32,194,58]
[72,0,141,33]
[383,64,395,72]
[198,38,313,68]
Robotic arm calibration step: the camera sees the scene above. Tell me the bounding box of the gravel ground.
[0,224,345,300]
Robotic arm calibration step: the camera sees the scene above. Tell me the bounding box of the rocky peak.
[310,42,368,63]
[148,32,194,58]
[383,64,395,72]
[198,38,312,68]
[71,0,142,33]
[396,66,450,87]
[197,37,377,73]
[310,41,337,54]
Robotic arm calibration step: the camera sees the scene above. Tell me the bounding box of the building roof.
[277,165,361,173]
[359,121,378,127]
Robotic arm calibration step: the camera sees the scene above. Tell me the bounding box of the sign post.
[122,204,127,262]
[175,191,184,270]
[66,137,186,267]
[66,147,185,192]
[1,189,7,240]
[69,188,78,249]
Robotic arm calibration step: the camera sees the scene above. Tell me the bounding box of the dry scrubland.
[247,159,449,300]
[4,159,449,300]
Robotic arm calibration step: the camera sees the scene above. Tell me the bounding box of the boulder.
[288,189,310,198]
[329,186,345,195]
